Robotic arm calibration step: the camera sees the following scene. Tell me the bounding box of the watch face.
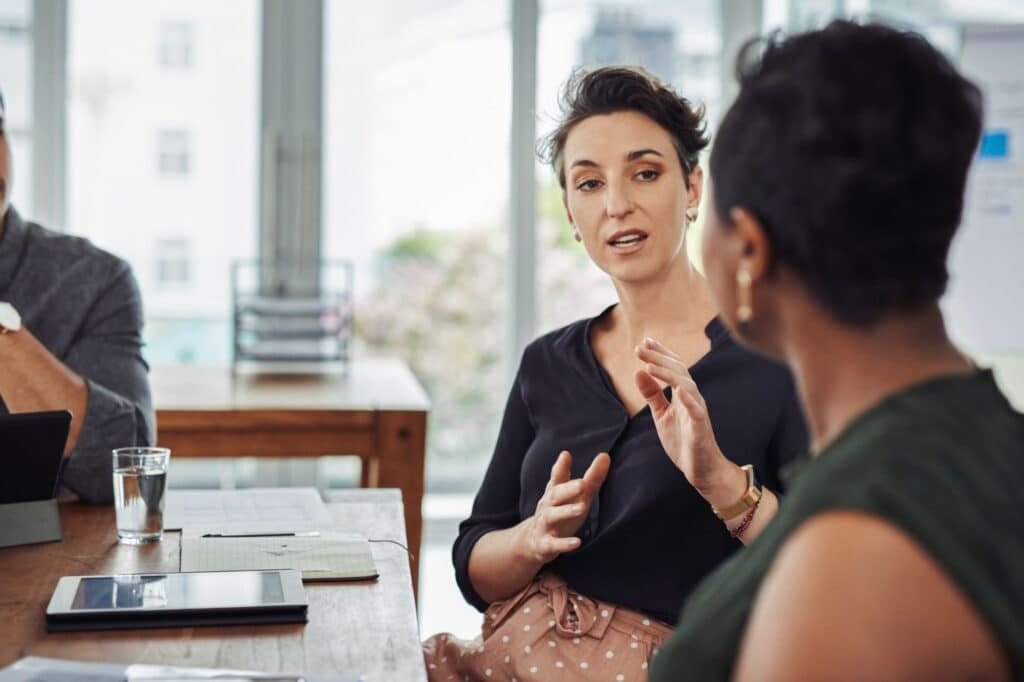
[0,302,21,331]
[750,465,761,492]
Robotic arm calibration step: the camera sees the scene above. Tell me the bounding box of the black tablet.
[45,568,308,632]
[0,410,71,504]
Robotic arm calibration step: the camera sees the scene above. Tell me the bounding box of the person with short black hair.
[649,20,1024,680]
[422,66,807,681]
[0,87,155,504]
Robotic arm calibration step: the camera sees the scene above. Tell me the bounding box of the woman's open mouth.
[607,229,649,254]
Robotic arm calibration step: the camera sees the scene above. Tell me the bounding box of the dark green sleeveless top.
[651,370,1024,681]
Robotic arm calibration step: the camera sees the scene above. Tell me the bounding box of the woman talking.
[423,65,806,682]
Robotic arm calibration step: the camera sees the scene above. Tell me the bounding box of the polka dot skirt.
[423,573,671,681]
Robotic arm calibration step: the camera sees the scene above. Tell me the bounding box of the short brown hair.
[538,66,710,190]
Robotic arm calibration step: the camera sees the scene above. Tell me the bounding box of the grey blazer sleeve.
[58,265,155,504]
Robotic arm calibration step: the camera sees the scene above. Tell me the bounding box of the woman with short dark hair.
[649,20,1024,681]
[422,66,807,682]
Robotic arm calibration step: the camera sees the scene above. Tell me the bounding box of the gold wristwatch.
[711,464,763,521]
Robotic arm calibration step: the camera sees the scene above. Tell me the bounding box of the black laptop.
[0,410,71,505]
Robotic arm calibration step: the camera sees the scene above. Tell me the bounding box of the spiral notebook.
[180,530,378,582]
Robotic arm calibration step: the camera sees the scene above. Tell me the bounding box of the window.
[159,20,194,69]
[156,237,190,286]
[157,129,191,176]
[324,0,511,639]
[324,0,510,490]
[0,0,33,213]
[68,0,259,365]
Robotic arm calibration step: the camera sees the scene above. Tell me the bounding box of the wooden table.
[151,359,430,590]
[0,489,427,681]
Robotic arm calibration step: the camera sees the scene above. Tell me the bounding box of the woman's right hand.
[520,450,610,564]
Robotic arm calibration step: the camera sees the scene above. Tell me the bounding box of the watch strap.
[712,464,763,521]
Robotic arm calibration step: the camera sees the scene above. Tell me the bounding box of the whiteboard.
[943,25,1024,352]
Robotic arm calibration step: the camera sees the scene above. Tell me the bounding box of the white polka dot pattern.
[421,573,673,682]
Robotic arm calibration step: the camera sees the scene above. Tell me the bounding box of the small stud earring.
[686,209,698,223]
[573,228,582,243]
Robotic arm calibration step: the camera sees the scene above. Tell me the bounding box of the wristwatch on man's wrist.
[711,464,763,521]
[0,302,22,334]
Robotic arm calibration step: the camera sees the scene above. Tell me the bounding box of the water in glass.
[112,448,169,544]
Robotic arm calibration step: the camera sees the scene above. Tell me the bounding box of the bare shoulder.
[734,510,1010,682]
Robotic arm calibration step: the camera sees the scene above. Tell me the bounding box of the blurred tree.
[357,225,505,485]
[355,175,643,487]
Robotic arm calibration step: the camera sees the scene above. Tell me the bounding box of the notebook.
[180,530,379,582]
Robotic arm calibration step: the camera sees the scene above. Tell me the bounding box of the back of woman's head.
[540,65,709,190]
[711,20,983,326]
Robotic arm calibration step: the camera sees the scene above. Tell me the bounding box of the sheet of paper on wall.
[180,530,379,582]
[945,25,1024,352]
[164,487,333,532]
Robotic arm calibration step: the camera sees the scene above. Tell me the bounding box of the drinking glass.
[112,447,170,545]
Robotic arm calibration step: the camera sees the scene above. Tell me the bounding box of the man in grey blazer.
[0,87,155,503]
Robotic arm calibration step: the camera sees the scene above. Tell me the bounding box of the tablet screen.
[70,571,285,611]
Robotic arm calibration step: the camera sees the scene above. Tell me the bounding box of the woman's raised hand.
[521,450,610,564]
[634,337,745,506]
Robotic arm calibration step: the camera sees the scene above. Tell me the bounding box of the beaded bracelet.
[729,496,761,539]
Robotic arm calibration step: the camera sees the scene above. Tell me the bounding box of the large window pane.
[324,0,510,637]
[536,1,721,331]
[325,0,510,486]
[0,0,32,213]
[68,0,259,365]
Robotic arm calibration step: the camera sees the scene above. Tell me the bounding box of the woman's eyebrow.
[569,149,663,170]
[569,158,598,170]
[627,148,664,161]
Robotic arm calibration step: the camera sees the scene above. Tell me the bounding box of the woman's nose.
[605,181,634,219]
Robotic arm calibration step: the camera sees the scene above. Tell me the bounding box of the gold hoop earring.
[737,269,753,324]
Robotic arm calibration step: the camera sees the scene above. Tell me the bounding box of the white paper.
[126,662,360,681]
[0,657,359,682]
[164,488,332,532]
[127,663,309,680]
[0,656,124,681]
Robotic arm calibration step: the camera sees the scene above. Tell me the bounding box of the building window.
[157,238,190,285]
[159,21,194,69]
[157,129,191,176]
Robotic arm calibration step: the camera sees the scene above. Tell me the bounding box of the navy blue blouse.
[452,308,808,625]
